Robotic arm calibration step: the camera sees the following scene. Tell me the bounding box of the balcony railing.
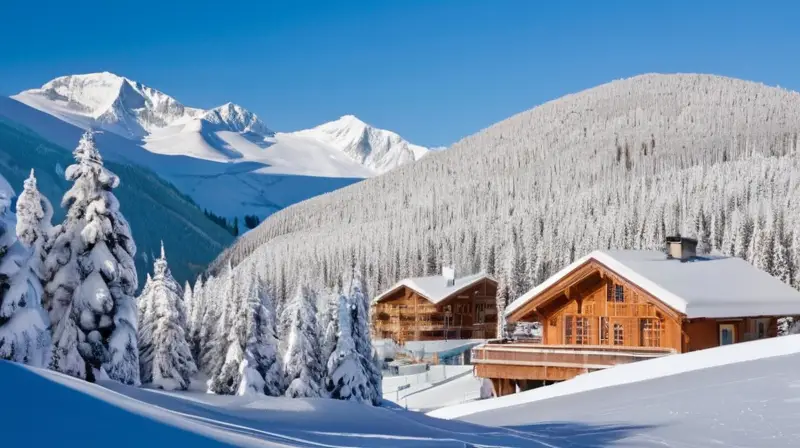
[471,342,675,370]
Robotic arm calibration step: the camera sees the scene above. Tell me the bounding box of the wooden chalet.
[473,236,800,397]
[372,269,498,343]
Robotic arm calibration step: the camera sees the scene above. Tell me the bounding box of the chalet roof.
[506,250,800,319]
[374,272,492,304]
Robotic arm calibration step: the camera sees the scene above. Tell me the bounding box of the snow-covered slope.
[293,115,429,174]
[0,361,544,447]
[432,334,800,420]
[9,72,429,218]
[459,336,800,447]
[5,335,800,446]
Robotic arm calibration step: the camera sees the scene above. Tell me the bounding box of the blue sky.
[2,0,799,147]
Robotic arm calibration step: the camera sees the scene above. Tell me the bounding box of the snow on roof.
[374,272,492,304]
[506,249,800,319]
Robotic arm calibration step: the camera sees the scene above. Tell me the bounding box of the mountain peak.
[336,114,367,126]
[294,115,429,174]
[16,72,197,138]
[201,103,272,136]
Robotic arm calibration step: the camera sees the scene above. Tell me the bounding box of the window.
[575,317,591,345]
[639,318,662,347]
[475,304,486,323]
[719,324,736,345]
[613,323,624,345]
[756,319,768,339]
[614,285,625,302]
[564,316,573,344]
[599,317,609,344]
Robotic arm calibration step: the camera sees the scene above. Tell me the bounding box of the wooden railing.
[471,342,675,369]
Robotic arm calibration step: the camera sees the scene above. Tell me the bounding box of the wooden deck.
[472,341,676,392]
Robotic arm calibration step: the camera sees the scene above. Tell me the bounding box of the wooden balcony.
[471,341,675,383]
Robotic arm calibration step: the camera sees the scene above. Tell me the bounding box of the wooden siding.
[684,317,779,351]
[519,261,684,353]
[372,278,498,343]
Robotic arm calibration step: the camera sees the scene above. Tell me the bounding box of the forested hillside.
[0,119,234,286]
[213,74,800,313]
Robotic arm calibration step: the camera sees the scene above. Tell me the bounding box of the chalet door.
[719,324,736,345]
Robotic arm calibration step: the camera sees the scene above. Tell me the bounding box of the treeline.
[203,209,261,236]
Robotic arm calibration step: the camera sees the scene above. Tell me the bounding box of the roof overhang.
[506,254,684,322]
[373,274,497,305]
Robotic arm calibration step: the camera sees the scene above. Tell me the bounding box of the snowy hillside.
[432,333,800,420]
[8,73,429,219]
[5,335,800,446]
[0,361,543,447]
[211,74,800,316]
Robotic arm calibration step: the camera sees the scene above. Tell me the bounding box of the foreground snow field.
[0,361,542,447]
[5,336,800,446]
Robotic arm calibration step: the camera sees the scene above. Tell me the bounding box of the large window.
[575,317,591,345]
[639,318,662,347]
[613,323,625,345]
[565,316,591,345]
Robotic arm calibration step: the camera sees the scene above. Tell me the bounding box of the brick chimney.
[665,235,698,262]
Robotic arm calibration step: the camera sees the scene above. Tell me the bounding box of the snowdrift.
[430,334,800,420]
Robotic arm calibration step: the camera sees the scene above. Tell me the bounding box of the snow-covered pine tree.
[140,243,195,390]
[0,181,51,367]
[325,294,370,402]
[504,226,527,304]
[207,269,245,394]
[202,265,236,377]
[210,265,283,396]
[495,276,510,339]
[319,288,340,382]
[197,274,219,374]
[187,275,205,363]
[255,275,284,396]
[283,282,323,398]
[16,169,52,251]
[345,267,382,405]
[42,132,139,383]
[183,280,193,331]
[137,273,155,383]
[235,268,283,396]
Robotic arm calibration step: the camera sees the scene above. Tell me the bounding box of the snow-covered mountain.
[15,72,204,138]
[294,114,429,174]
[14,72,427,175]
[7,72,431,219]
